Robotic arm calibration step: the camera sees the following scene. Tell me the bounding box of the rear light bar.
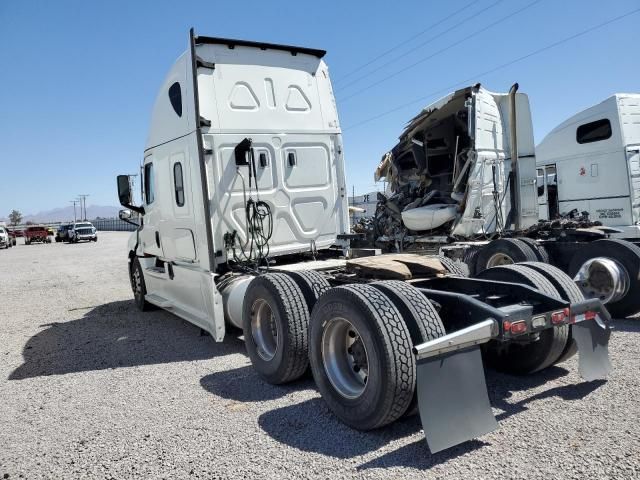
[503,320,527,335]
[502,306,601,338]
[571,310,597,323]
[551,308,569,325]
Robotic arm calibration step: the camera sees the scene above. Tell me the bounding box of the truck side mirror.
[119,208,140,227]
[116,175,145,215]
[117,175,132,206]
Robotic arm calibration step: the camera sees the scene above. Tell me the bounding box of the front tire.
[130,258,152,312]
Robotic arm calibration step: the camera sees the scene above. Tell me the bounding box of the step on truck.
[116,30,612,453]
[369,85,640,318]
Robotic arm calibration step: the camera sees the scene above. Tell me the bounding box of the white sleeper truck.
[117,30,612,453]
[537,94,640,236]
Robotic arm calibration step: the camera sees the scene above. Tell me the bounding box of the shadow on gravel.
[257,364,604,469]
[200,367,315,402]
[258,398,485,466]
[9,300,244,380]
[487,366,606,421]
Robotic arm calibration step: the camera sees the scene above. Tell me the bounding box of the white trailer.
[116,30,612,454]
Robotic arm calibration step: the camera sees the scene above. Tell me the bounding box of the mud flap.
[416,345,497,454]
[572,316,611,381]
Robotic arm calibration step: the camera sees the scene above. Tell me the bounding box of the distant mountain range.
[1,205,121,224]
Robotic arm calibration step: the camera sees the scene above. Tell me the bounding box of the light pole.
[69,200,79,223]
[78,194,89,221]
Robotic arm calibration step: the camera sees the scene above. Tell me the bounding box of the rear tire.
[284,270,331,314]
[242,273,310,384]
[569,239,640,318]
[476,264,569,374]
[462,246,481,276]
[475,238,538,274]
[309,284,415,430]
[519,262,583,364]
[437,255,469,277]
[518,238,550,263]
[371,280,445,416]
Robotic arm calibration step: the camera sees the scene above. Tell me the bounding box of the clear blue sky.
[1,0,639,215]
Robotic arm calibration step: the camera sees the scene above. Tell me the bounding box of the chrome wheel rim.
[321,317,369,399]
[574,257,630,304]
[487,252,515,267]
[250,299,278,361]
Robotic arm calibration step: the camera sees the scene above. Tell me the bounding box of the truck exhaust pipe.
[508,83,521,231]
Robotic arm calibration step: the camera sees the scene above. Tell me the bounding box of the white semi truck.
[536,94,640,238]
[117,30,612,453]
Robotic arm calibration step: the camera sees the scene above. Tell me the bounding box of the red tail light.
[509,321,527,335]
[570,310,597,323]
[551,310,567,325]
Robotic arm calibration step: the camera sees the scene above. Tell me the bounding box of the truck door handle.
[155,231,160,248]
[288,152,297,167]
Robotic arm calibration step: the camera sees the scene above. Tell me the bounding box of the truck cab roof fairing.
[193,35,326,59]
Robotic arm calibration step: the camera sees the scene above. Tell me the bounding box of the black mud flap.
[416,346,497,454]
[573,317,612,381]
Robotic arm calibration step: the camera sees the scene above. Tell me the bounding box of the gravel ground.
[0,232,639,479]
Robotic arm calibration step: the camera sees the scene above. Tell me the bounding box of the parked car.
[69,222,97,243]
[55,224,72,242]
[0,226,12,249]
[24,226,51,244]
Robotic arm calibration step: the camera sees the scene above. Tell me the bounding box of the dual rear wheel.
[242,272,445,430]
[476,262,583,374]
[241,260,584,431]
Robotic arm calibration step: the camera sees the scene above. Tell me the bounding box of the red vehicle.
[24,226,51,244]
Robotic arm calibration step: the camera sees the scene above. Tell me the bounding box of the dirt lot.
[1,232,639,479]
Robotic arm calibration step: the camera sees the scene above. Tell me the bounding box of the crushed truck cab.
[116,30,612,454]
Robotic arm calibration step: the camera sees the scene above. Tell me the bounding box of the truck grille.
[77,228,93,235]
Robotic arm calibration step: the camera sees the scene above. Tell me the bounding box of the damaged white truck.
[116,30,612,453]
[370,86,640,319]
